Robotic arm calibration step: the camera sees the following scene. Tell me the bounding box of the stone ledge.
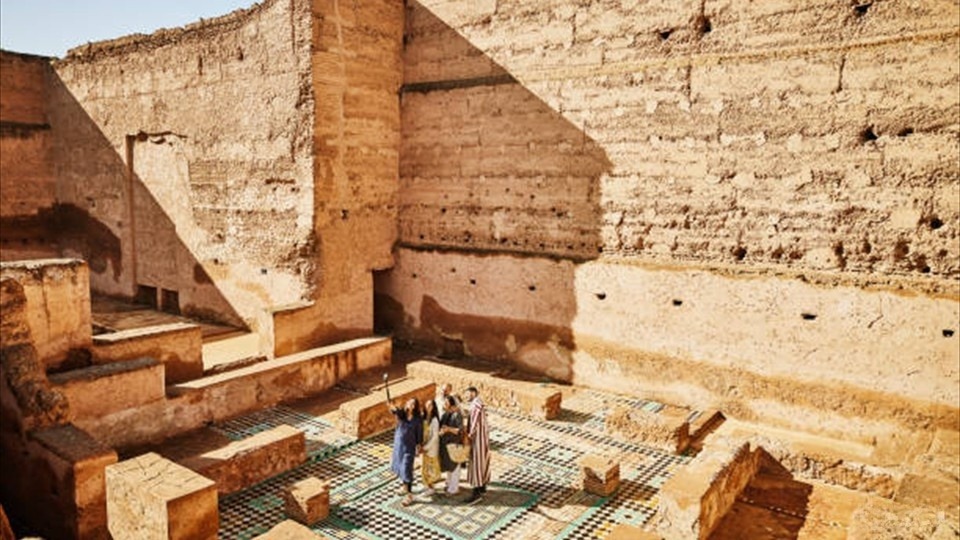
[48,357,165,420]
[338,378,436,438]
[179,425,306,495]
[657,440,762,540]
[92,323,199,344]
[606,405,691,454]
[406,360,562,419]
[170,337,391,392]
[92,323,203,384]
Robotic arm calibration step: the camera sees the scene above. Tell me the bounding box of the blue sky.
[1,1,256,57]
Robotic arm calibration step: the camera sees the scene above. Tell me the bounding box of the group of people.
[386,383,490,506]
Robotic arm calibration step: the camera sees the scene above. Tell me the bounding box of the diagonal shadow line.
[44,69,247,330]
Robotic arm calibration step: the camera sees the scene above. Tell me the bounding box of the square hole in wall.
[135,284,158,308]
[160,289,180,315]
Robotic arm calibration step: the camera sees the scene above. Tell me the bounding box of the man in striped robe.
[464,386,490,504]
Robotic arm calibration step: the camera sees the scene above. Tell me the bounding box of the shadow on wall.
[39,70,246,329]
[374,1,612,381]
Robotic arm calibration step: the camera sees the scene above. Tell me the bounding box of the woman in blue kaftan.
[389,397,423,506]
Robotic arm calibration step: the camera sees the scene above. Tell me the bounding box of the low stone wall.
[406,360,562,420]
[77,337,391,449]
[180,425,306,495]
[339,378,437,438]
[106,452,217,540]
[93,323,203,384]
[48,357,165,421]
[657,440,762,540]
[0,423,117,540]
[605,405,691,454]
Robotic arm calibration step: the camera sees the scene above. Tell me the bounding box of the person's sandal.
[401,495,415,506]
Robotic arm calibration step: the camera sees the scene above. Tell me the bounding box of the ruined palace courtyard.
[1,0,958,538]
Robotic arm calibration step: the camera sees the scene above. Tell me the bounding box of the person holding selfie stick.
[384,373,422,506]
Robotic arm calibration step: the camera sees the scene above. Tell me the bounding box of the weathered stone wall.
[0,259,92,369]
[0,51,59,261]
[377,0,960,439]
[271,0,403,355]
[49,0,316,340]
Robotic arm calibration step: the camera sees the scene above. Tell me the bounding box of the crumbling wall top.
[57,0,278,63]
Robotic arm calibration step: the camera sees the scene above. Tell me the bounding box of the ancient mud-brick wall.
[272,0,403,355]
[377,0,960,440]
[48,0,315,337]
[0,51,59,261]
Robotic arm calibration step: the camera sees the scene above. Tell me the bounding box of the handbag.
[446,423,470,463]
[446,442,470,464]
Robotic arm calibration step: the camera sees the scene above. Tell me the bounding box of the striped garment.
[467,396,490,487]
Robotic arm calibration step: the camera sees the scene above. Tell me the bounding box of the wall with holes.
[47,0,316,338]
[377,0,960,438]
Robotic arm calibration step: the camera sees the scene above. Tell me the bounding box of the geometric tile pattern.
[217,389,692,539]
[211,405,354,459]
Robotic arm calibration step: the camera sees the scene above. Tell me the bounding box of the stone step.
[92,322,203,384]
[202,355,267,377]
[48,357,165,421]
[178,425,307,495]
[202,331,260,373]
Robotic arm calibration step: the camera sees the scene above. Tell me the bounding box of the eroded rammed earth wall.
[272,0,402,355]
[0,52,59,261]
[48,0,315,340]
[377,0,960,441]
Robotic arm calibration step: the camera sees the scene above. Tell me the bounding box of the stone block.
[180,425,306,494]
[1,423,117,539]
[282,476,330,525]
[657,441,761,540]
[106,452,217,540]
[406,360,562,420]
[338,378,436,438]
[93,322,203,384]
[606,405,691,454]
[0,260,92,370]
[253,520,320,539]
[580,454,620,497]
[48,357,165,421]
[606,523,660,540]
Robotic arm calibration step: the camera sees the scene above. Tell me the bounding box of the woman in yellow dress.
[420,398,442,495]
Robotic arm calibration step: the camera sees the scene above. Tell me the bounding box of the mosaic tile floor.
[217,390,692,539]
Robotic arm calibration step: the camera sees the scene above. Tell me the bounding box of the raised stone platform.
[48,357,165,421]
[106,452,217,540]
[179,425,306,495]
[406,359,562,419]
[338,378,436,438]
[93,322,203,384]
